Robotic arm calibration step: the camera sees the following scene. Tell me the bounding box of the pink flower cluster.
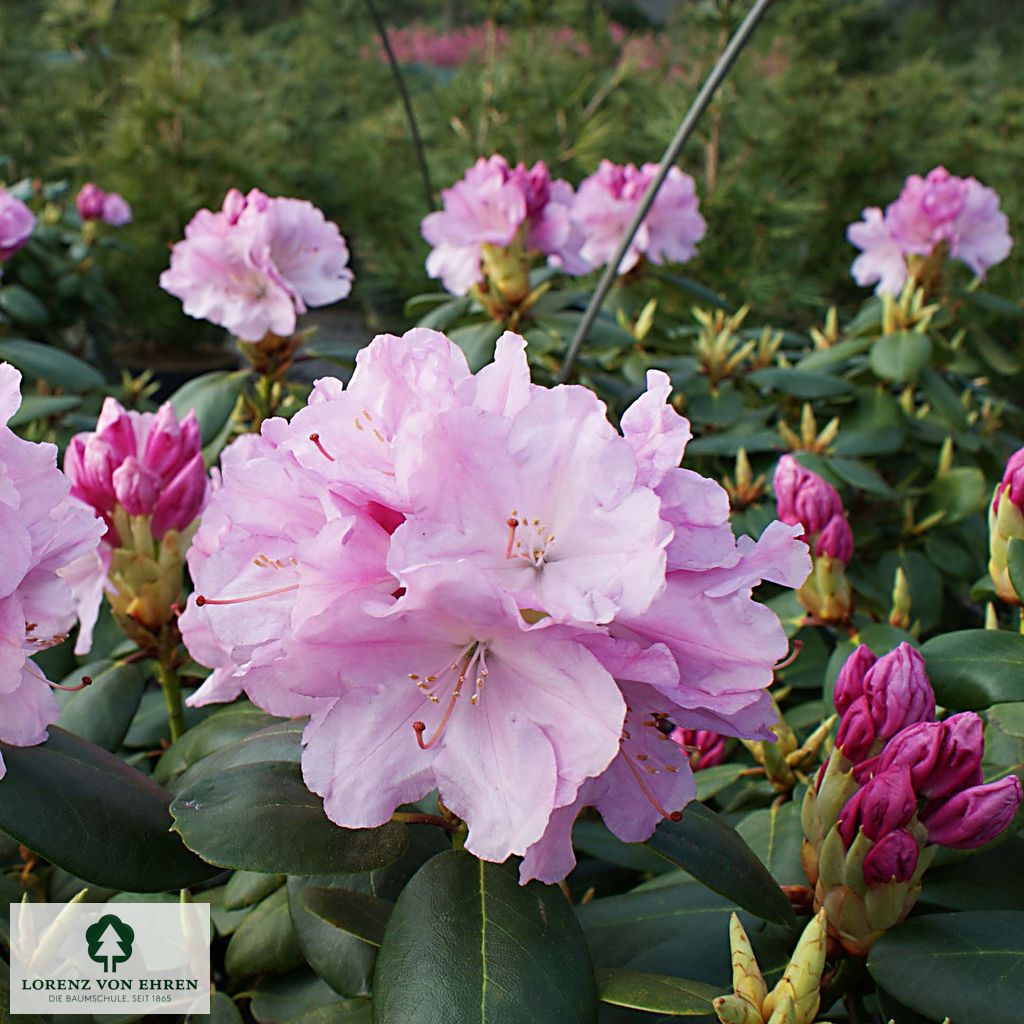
[382,20,509,68]
[180,328,809,882]
[160,189,353,341]
[773,455,853,564]
[422,155,706,293]
[0,188,35,262]
[671,727,726,771]
[422,155,587,295]
[829,644,1021,881]
[63,399,208,653]
[0,365,103,779]
[847,166,1012,294]
[75,183,132,227]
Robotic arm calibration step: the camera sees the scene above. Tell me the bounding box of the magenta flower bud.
[836,695,878,762]
[76,183,107,221]
[66,398,207,543]
[773,455,844,537]
[994,447,1024,513]
[874,720,945,790]
[837,766,917,846]
[922,776,1022,849]
[862,828,919,886]
[101,192,132,227]
[862,643,935,739]
[671,727,726,771]
[0,188,35,261]
[833,644,878,716]
[815,513,854,564]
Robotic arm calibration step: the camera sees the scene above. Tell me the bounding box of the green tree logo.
[86,915,135,974]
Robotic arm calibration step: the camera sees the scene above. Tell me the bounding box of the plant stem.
[557,0,774,383]
[156,658,186,744]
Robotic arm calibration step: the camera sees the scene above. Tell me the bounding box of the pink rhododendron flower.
[0,364,103,778]
[181,328,809,881]
[101,192,132,226]
[571,160,706,274]
[847,167,1012,294]
[422,156,587,294]
[76,183,107,221]
[160,188,354,340]
[0,188,35,262]
[63,398,208,653]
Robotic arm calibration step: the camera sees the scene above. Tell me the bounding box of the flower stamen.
[309,433,335,462]
[196,583,299,607]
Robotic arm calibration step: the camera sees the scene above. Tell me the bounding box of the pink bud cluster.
[160,188,354,341]
[0,188,35,262]
[830,643,1022,881]
[671,727,727,771]
[773,455,853,564]
[75,183,132,227]
[847,166,1012,294]
[993,447,1024,514]
[423,156,706,293]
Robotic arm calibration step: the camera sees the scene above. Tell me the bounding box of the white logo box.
[9,902,210,1015]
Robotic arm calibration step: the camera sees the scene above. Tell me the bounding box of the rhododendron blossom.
[160,188,354,340]
[847,166,1012,294]
[0,365,103,779]
[422,156,587,295]
[180,328,809,880]
[0,188,35,262]
[571,160,706,274]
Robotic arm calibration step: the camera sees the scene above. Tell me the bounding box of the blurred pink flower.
[0,364,103,778]
[0,188,35,262]
[160,188,353,340]
[847,167,1012,293]
[75,183,107,221]
[181,328,807,880]
[101,192,132,226]
[571,160,705,274]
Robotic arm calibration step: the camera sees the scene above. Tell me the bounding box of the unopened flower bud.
[921,775,1022,849]
[762,909,827,1024]
[101,192,132,227]
[837,766,917,846]
[864,643,934,736]
[671,727,727,770]
[835,696,877,762]
[815,513,853,564]
[75,183,107,221]
[862,828,919,886]
[727,913,767,1013]
[876,713,983,799]
[989,447,1024,604]
[833,644,878,716]
[773,455,843,537]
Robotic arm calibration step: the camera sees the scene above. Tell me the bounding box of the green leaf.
[415,295,471,330]
[169,369,249,446]
[8,394,82,428]
[0,285,50,325]
[298,886,392,947]
[595,968,720,1016]
[1007,538,1024,604]
[922,629,1024,710]
[922,838,1024,912]
[795,335,873,371]
[735,801,806,887]
[695,763,746,801]
[746,367,852,399]
[0,339,104,390]
[210,991,245,1024]
[122,687,208,748]
[645,804,797,927]
[283,1002,372,1024]
[868,911,1024,1024]
[226,885,304,978]
[225,869,287,910]
[869,332,933,382]
[825,455,897,498]
[920,466,988,527]
[447,322,504,371]
[250,971,340,1024]
[372,850,597,1024]
[55,659,145,751]
[0,726,216,891]
[170,760,408,874]
[572,818,673,874]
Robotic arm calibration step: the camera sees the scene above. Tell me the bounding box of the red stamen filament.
[50,675,92,693]
[504,517,518,560]
[622,748,683,822]
[196,583,299,607]
[412,645,486,750]
[309,433,335,462]
[773,639,804,671]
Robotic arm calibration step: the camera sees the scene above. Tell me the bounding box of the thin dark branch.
[557,0,774,384]
[361,0,436,214]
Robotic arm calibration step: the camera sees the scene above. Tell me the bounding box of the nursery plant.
[2,4,1024,1024]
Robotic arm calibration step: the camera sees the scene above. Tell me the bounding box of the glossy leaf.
[8,394,82,428]
[922,629,1024,710]
[645,804,797,927]
[225,885,304,978]
[735,801,806,887]
[868,911,1024,1024]
[1007,538,1024,604]
[55,659,145,751]
[0,727,216,890]
[373,850,597,1024]
[595,968,720,1016]
[0,285,50,325]
[170,760,408,874]
[299,886,392,947]
[169,369,249,445]
[0,338,104,390]
[869,331,933,382]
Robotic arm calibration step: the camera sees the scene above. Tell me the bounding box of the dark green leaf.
[170,760,408,875]
[225,885,304,978]
[448,322,504,371]
[572,818,673,874]
[0,285,50,325]
[0,727,216,891]
[922,629,1024,710]
[922,839,1024,912]
[415,295,471,330]
[55,659,145,751]
[225,869,287,910]
[209,991,245,1024]
[869,332,933,382]
[299,886,392,947]
[795,335,873,371]
[695,764,746,801]
[373,850,597,1024]
[0,339,104,390]
[746,367,852,399]
[920,467,988,527]
[8,394,82,428]
[595,968,719,1016]
[250,971,340,1024]
[170,369,249,446]
[868,911,1024,1024]
[735,802,806,887]
[122,687,208,748]
[1007,538,1024,604]
[645,804,796,927]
